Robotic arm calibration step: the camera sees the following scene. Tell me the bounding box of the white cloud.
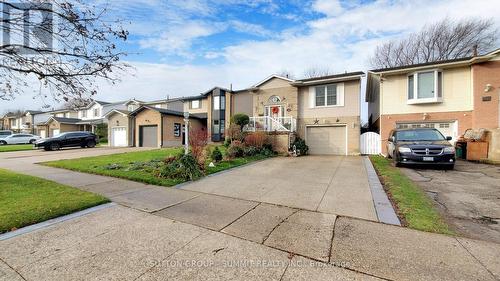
[312,0,343,16]
[3,0,500,118]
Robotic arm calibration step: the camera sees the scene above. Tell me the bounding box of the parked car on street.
[387,128,455,169]
[0,133,41,145]
[0,130,13,139]
[34,131,99,151]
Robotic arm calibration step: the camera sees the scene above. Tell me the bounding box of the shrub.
[95,123,108,142]
[260,147,275,157]
[230,113,250,129]
[189,128,208,168]
[226,123,244,141]
[157,153,203,181]
[227,140,245,158]
[223,137,231,147]
[291,137,309,155]
[243,146,259,156]
[244,131,267,148]
[211,146,223,162]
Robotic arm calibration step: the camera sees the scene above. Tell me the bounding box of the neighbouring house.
[2,110,43,133]
[129,106,205,148]
[366,48,500,156]
[35,109,79,138]
[104,109,133,147]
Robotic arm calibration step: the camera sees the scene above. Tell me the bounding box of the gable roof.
[130,105,205,119]
[103,109,130,118]
[252,75,295,88]
[47,116,81,124]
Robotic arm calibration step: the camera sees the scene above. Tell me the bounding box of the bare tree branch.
[0,0,130,103]
[369,18,498,68]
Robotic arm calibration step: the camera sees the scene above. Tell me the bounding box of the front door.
[265,105,284,130]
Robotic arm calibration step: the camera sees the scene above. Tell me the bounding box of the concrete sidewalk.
[1,205,498,281]
[0,149,498,280]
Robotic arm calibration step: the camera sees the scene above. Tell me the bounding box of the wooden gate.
[360,132,381,155]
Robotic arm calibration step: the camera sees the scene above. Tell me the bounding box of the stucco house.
[366,48,500,155]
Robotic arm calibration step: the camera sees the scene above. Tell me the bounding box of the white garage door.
[306,126,347,155]
[111,127,127,147]
[396,121,457,140]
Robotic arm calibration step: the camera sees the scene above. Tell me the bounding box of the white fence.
[360,132,381,155]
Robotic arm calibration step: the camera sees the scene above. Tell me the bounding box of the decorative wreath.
[272,106,280,114]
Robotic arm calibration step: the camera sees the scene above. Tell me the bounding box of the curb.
[0,203,116,241]
[363,157,401,226]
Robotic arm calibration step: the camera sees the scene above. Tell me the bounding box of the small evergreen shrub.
[243,146,258,156]
[291,137,309,155]
[230,113,250,129]
[211,146,223,162]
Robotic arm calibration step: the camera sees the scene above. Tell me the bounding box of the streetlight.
[183,111,190,155]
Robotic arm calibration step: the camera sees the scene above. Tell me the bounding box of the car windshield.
[396,129,445,141]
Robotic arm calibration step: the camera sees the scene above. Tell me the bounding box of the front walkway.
[0,148,498,280]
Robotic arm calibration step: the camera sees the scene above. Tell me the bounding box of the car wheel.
[50,143,60,151]
[43,146,50,151]
[86,140,96,148]
[0,140,6,145]
[29,139,36,144]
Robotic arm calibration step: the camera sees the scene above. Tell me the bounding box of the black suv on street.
[387,128,455,169]
[34,131,99,151]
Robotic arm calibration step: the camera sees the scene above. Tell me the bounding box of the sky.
[2,0,500,120]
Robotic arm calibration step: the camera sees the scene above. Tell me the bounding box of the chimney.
[230,83,232,91]
[167,94,170,100]
[472,45,478,57]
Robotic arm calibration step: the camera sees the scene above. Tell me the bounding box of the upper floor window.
[190,100,200,109]
[81,110,87,118]
[407,70,442,104]
[315,84,338,107]
[127,105,135,112]
[93,108,100,117]
[213,96,220,110]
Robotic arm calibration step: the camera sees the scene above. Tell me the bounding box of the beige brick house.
[366,48,500,155]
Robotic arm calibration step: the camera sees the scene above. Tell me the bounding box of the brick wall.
[472,60,500,129]
[380,111,473,154]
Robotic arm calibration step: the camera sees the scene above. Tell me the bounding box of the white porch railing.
[244,116,297,132]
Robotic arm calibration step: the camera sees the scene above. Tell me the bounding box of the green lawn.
[43,147,269,187]
[0,144,34,152]
[369,156,454,235]
[0,168,109,233]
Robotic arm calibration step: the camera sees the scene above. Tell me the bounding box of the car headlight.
[443,147,455,154]
[398,147,412,153]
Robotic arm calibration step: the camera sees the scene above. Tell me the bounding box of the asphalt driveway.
[401,160,500,244]
[178,156,378,221]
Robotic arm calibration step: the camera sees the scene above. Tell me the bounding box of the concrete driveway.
[401,160,500,244]
[178,156,378,221]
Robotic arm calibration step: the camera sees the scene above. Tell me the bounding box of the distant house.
[366,48,500,154]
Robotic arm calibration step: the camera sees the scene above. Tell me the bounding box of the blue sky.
[2,0,500,115]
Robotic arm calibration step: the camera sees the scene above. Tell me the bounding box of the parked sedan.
[0,133,41,145]
[34,131,99,151]
[387,128,455,169]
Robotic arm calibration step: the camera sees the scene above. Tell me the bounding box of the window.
[220,96,225,110]
[407,70,443,103]
[213,96,220,110]
[93,108,100,117]
[220,121,225,134]
[81,110,87,118]
[213,120,220,133]
[191,100,200,109]
[128,105,135,111]
[315,84,338,106]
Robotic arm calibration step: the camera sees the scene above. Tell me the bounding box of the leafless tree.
[302,66,334,78]
[0,0,129,102]
[61,96,90,109]
[370,18,498,68]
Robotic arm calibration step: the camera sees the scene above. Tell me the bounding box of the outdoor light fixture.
[484,84,492,92]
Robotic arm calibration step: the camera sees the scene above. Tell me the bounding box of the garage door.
[139,125,158,147]
[396,121,457,140]
[111,127,127,147]
[51,129,60,137]
[306,126,347,155]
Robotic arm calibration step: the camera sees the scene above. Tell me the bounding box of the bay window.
[407,70,443,104]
